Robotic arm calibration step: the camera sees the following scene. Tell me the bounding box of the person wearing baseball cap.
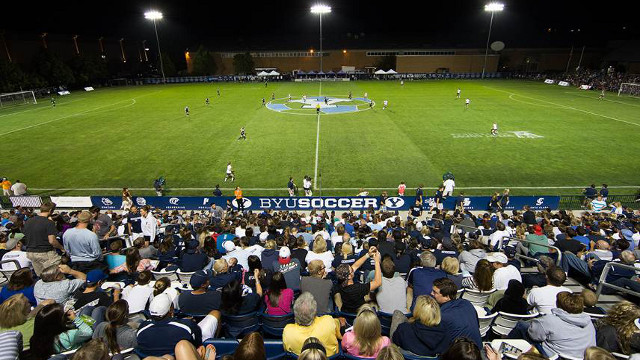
[222,240,249,270]
[178,270,222,315]
[72,269,120,311]
[487,252,522,291]
[516,224,550,259]
[63,211,102,273]
[1,234,31,270]
[178,240,209,272]
[270,246,302,292]
[136,293,203,356]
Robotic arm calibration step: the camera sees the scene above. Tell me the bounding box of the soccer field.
[1,80,639,197]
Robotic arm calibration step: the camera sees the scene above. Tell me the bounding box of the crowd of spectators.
[514,69,640,95]
[1,196,640,360]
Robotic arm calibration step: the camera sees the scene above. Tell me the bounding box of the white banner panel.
[580,85,591,90]
[50,196,93,208]
[544,79,555,84]
[57,90,71,95]
[558,81,570,87]
[9,196,42,208]
[84,87,95,91]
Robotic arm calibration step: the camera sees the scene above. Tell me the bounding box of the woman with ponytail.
[92,300,137,353]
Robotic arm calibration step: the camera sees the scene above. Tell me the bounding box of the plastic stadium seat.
[222,311,261,338]
[461,288,496,307]
[176,270,195,285]
[264,340,286,360]
[377,311,412,336]
[478,311,498,337]
[151,269,178,281]
[261,313,295,338]
[612,353,630,360]
[203,339,239,358]
[491,311,540,337]
[402,352,439,360]
[456,288,465,299]
[0,260,21,285]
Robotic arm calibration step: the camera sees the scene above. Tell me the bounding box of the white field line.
[563,92,640,108]
[487,86,640,128]
[314,81,322,188]
[0,98,87,118]
[31,186,640,191]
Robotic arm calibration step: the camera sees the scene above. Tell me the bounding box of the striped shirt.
[591,199,607,213]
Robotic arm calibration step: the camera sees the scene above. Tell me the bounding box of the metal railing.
[498,236,562,267]
[594,262,640,300]
[558,194,639,210]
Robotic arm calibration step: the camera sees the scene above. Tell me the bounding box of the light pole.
[144,10,166,83]
[310,4,331,74]
[482,2,504,79]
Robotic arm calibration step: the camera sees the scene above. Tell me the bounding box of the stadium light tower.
[482,2,504,79]
[144,10,166,83]
[310,4,331,74]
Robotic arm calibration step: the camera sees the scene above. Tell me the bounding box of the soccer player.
[51,97,56,107]
[185,106,190,116]
[271,92,275,100]
[348,91,352,100]
[288,94,292,102]
[262,98,266,106]
[400,80,404,86]
[491,123,498,136]
[383,100,388,110]
[364,92,368,99]
[264,81,268,87]
[302,94,307,102]
[456,88,461,99]
[465,98,470,109]
[237,127,246,141]
[598,89,605,100]
[217,88,221,96]
[287,177,296,197]
[316,103,321,114]
[225,162,235,182]
[324,97,328,105]
[369,100,373,108]
[205,98,210,106]
[303,176,312,196]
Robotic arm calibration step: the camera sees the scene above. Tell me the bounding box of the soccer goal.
[0,90,37,108]
[618,83,640,97]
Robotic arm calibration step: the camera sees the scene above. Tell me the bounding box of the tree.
[0,58,26,92]
[67,55,108,86]
[191,45,217,75]
[233,52,254,75]
[160,53,177,77]
[31,49,75,87]
[375,55,397,71]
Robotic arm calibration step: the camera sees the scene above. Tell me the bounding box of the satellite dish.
[491,41,505,51]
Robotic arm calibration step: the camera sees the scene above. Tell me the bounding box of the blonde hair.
[264,240,276,250]
[598,301,640,354]
[375,344,404,360]
[313,237,327,253]
[341,243,353,257]
[40,264,62,282]
[584,347,615,360]
[0,294,30,328]
[411,295,441,327]
[441,257,460,275]
[213,258,229,274]
[353,306,383,357]
[307,260,325,277]
[299,337,327,360]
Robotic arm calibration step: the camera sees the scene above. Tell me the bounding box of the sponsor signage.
[544,79,555,84]
[57,90,71,95]
[558,81,570,87]
[50,196,93,208]
[84,87,95,91]
[90,195,561,211]
[580,85,591,90]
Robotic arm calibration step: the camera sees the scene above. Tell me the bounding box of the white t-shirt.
[465,99,470,104]
[527,285,572,314]
[489,230,511,249]
[303,179,312,189]
[122,284,154,314]
[1,251,32,270]
[443,179,455,193]
[226,165,232,174]
[10,183,27,195]
[305,251,334,273]
[492,265,522,291]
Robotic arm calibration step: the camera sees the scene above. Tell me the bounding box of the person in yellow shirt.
[2,178,12,196]
[283,292,342,356]
[234,186,244,212]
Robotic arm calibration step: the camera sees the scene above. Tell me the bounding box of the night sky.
[2,0,635,52]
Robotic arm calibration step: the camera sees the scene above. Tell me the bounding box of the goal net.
[618,83,640,97]
[0,90,37,108]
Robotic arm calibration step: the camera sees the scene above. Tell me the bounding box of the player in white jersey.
[598,89,605,100]
[400,80,404,86]
[185,106,190,116]
[288,94,292,102]
[205,98,210,106]
[457,88,461,99]
[364,92,368,99]
[465,98,470,109]
[491,123,498,136]
[238,127,246,141]
[383,100,388,109]
[303,176,313,196]
[225,162,235,182]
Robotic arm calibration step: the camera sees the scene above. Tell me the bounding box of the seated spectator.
[69,338,110,360]
[522,255,555,289]
[34,264,86,304]
[516,224,551,258]
[104,240,126,270]
[121,270,154,314]
[584,347,616,360]
[244,255,271,292]
[334,247,381,314]
[151,277,179,308]
[342,305,390,358]
[282,292,342,356]
[332,242,357,269]
[440,338,483,360]
[260,240,278,270]
[92,300,138,354]
[222,240,249,270]
[511,292,596,358]
[136,293,202,357]
[230,331,266,360]
[407,251,447,310]
[375,344,404,360]
[179,240,209,272]
[110,248,156,283]
[271,246,302,292]
[299,337,328,360]
[265,271,294,315]
[210,258,242,291]
[28,303,94,360]
[291,236,308,269]
[461,259,494,291]
[491,279,528,315]
[595,301,640,354]
[441,257,463,289]
[72,269,120,322]
[458,240,487,275]
[133,237,158,260]
[178,270,222,315]
[0,294,43,349]
[581,289,606,315]
[63,211,103,272]
[0,330,21,360]
[157,237,180,269]
[220,279,262,315]
[0,267,37,306]
[391,295,450,357]
[527,267,571,314]
[376,256,408,314]
[487,252,522,291]
[555,228,586,255]
[563,250,636,288]
[300,260,333,314]
[306,237,334,273]
[1,234,31,270]
[432,277,482,348]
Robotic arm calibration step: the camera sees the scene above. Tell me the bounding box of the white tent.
[374,69,387,75]
[257,71,269,76]
[268,70,280,76]
[386,69,398,74]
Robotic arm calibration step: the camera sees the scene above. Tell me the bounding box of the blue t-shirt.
[407,267,447,310]
[0,285,37,307]
[127,212,142,233]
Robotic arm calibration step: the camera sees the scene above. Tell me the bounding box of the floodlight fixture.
[144,10,166,83]
[481,2,504,79]
[484,3,504,12]
[310,4,331,14]
[144,10,163,20]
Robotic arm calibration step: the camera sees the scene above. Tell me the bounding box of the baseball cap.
[86,269,108,285]
[5,236,21,250]
[185,240,199,253]
[223,241,236,253]
[622,229,634,241]
[486,252,508,264]
[149,293,173,317]
[533,225,543,236]
[279,246,291,258]
[190,269,212,289]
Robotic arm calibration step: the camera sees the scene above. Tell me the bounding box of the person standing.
[397,181,406,196]
[213,184,222,197]
[288,177,297,197]
[234,187,244,212]
[185,106,190,116]
[51,97,56,107]
[63,211,102,272]
[225,162,235,182]
[415,184,424,204]
[10,180,27,196]
[24,202,64,277]
[465,98,470,109]
[237,127,246,141]
[89,206,115,242]
[303,176,313,196]
[1,178,12,196]
[121,188,132,211]
[140,205,157,245]
[205,98,210,106]
[491,123,498,136]
[456,88,461,99]
[443,177,455,198]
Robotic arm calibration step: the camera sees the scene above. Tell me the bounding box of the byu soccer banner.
[91,195,560,211]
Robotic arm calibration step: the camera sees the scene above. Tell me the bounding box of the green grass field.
[1,80,639,197]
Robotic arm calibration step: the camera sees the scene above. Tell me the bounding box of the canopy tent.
[386,69,398,74]
[307,70,317,75]
[317,71,325,75]
[257,71,269,76]
[374,69,388,74]
[336,70,346,74]
[297,70,306,75]
[326,70,336,75]
[268,70,280,76]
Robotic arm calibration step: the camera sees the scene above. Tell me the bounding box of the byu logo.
[463,198,471,207]
[101,198,113,206]
[536,198,544,206]
[169,197,180,205]
[233,198,252,208]
[136,197,147,206]
[385,197,405,209]
[202,198,210,205]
